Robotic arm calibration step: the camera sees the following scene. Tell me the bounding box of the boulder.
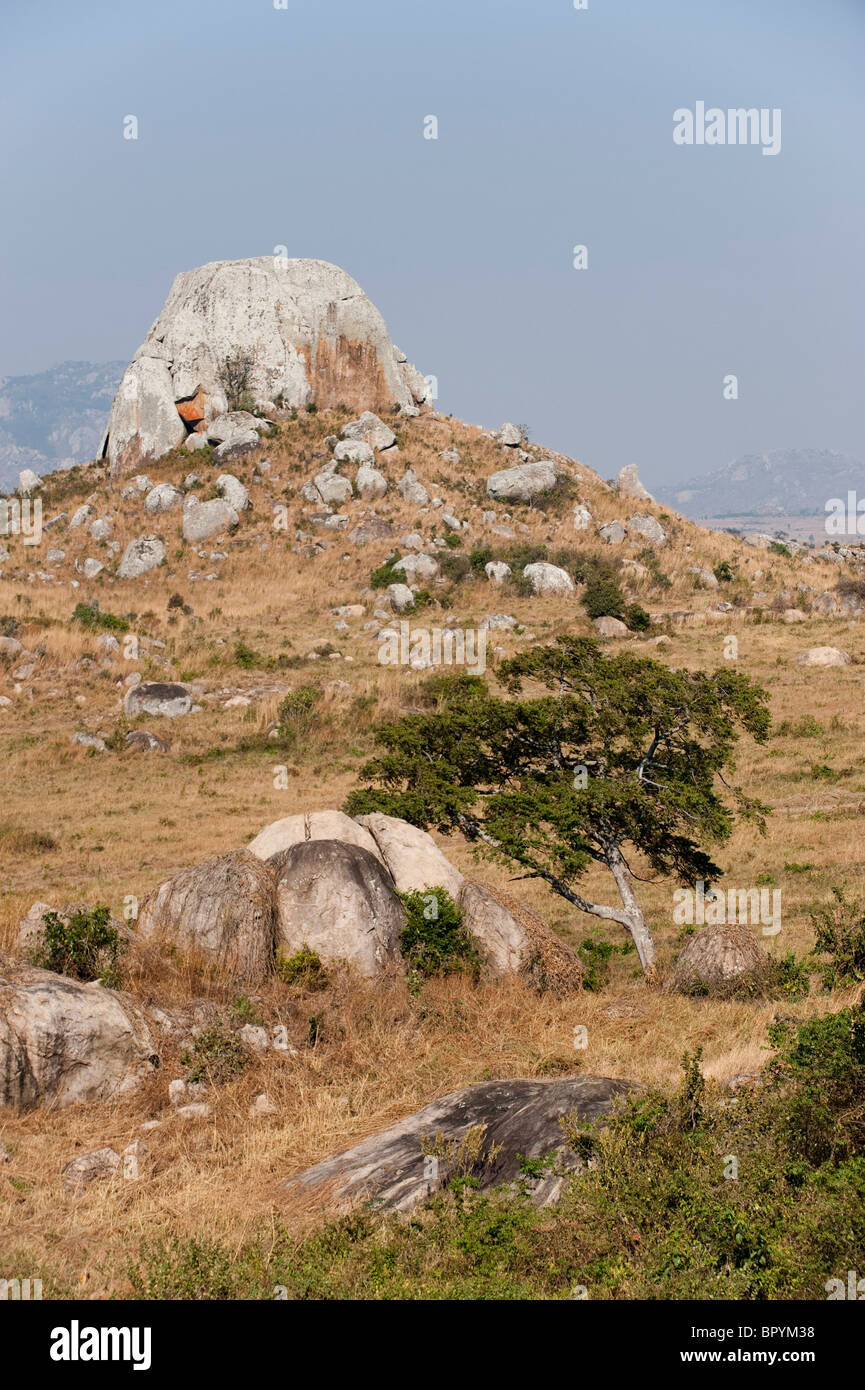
[333,439,375,466]
[627,513,666,545]
[182,496,239,543]
[387,582,415,613]
[341,412,397,452]
[458,882,584,992]
[397,469,430,506]
[485,561,512,584]
[216,473,250,511]
[349,517,395,545]
[105,259,424,475]
[594,616,629,637]
[572,503,592,531]
[282,1076,632,1212]
[117,535,166,579]
[666,923,772,997]
[124,682,194,718]
[498,422,522,446]
[486,461,559,504]
[136,850,278,983]
[61,1147,122,1191]
[795,646,849,667]
[616,463,653,501]
[354,812,464,898]
[392,552,439,582]
[355,465,387,500]
[271,840,405,976]
[315,473,352,506]
[18,468,42,495]
[246,809,384,864]
[522,562,574,597]
[144,483,184,514]
[599,521,626,545]
[82,558,104,579]
[0,965,157,1111]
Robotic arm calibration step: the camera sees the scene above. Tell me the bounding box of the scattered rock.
[616,463,653,501]
[485,561,512,584]
[124,682,194,718]
[61,1147,121,1192]
[486,461,559,504]
[598,521,626,545]
[282,1076,632,1212]
[0,965,157,1111]
[341,412,397,452]
[247,809,383,864]
[182,497,239,543]
[593,616,629,637]
[795,646,849,667]
[117,535,166,579]
[627,513,666,545]
[666,923,772,997]
[355,812,465,898]
[144,483,184,514]
[522,562,574,597]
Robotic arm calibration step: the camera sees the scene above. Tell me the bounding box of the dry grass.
[1,406,864,1294]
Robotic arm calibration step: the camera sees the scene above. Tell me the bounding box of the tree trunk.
[605,843,657,979]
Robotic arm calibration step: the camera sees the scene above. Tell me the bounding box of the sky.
[1,0,863,490]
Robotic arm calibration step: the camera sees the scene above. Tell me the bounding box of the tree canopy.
[346,636,771,977]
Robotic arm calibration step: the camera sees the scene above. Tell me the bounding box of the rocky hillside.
[2,264,865,1301]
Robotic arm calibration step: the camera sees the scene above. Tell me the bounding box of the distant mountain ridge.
[658,448,865,519]
[0,360,125,491]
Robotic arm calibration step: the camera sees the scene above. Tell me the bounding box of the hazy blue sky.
[2,0,863,488]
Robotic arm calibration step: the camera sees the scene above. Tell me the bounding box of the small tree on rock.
[345,637,771,979]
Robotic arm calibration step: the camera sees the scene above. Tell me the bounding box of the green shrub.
[582,575,626,620]
[623,602,651,632]
[810,888,865,990]
[181,1024,250,1085]
[370,553,403,589]
[277,685,322,734]
[713,560,735,584]
[277,945,329,991]
[35,904,122,985]
[398,887,481,978]
[72,600,129,634]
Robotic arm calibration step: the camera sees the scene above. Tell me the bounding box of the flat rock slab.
[282,1076,632,1212]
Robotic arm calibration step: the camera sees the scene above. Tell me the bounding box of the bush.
[277,945,329,991]
[181,1024,250,1086]
[72,600,129,634]
[277,685,322,735]
[35,905,122,985]
[623,603,651,632]
[713,560,735,584]
[398,887,481,978]
[582,575,626,620]
[370,553,403,589]
[219,351,254,411]
[810,888,865,990]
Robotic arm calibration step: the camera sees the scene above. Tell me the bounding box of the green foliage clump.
[72,600,129,634]
[277,685,322,735]
[182,1024,250,1086]
[398,887,481,978]
[713,560,735,584]
[277,945,329,991]
[810,888,865,990]
[370,552,403,589]
[35,905,122,986]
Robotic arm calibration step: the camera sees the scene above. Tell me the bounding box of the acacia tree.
[346,637,771,979]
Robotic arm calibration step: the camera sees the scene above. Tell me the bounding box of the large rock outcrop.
[103,258,429,476]
[282,1076,633,1212]
[0,963,157,1111]
[135,850,278,984]
[270,839,405,976]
